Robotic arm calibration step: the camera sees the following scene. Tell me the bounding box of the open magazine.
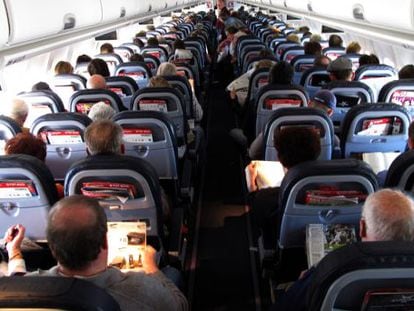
[107,221,146,270]
[362,152,400,175]
[245,160,285,191]
[306,224,357,267]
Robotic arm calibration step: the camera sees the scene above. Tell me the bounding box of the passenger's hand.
[230,88,237,100]
[4,224,25,257]
[142,245,159,274]
[247,161,258,192]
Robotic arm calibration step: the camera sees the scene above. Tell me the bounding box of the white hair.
[88,102,116,121]
[7,99,29,126]
[157,62,177,76]
[362,189,414,241]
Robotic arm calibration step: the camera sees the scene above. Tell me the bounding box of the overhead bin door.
[309,0,354,21]
[360,0,414,32]
[0,3,9,47]
[285,0,309,12]
[270,0,286,9]
[100,0,140,22]
[5,0,102,44]
[137,0,153,15]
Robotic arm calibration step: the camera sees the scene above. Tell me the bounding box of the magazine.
[80,181,137,203]
[0,180,37,199]
[107,221,146,270]
[361,289,414,310]
[245,160,285,191]
[305,189,367,206]
[306,224,357,267]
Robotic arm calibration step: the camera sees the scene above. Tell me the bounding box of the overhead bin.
[0,3,9,47]
[137,0,153,15]
[308,0,354,21]
[5,0,102,44]
[100,0,140,22]
[269,0,286,8]
[358,0,414,32]
[285,0,309,12]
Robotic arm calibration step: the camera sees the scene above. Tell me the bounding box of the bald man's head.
[47,195,107,270]
[361,189,414,242]
[87,74,107,89]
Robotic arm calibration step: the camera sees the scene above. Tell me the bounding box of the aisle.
[189,83,260,310]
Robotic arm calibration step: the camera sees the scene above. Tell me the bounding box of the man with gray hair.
[272,189,414,311]
[88,102,116,122]
[360,189,414,241]
[7,98,29,131]
[84,119,123,155]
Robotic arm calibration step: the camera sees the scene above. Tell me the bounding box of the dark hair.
[328,34,343,48]
[87,59,110,77]
[32,82,51,91]
[226,26,238,34]
[173,39,186,50]
[274,127,321,169]
[359,54,380,67]
[399,64,414,79]
[269,61,293,85]
[76,54,92,66]
[133,38,145,48]
[5,132,47,161]
[130,53,144,62]
[258,48,274,58]
[409,121,414,141]
[314,55,331,67]
[47,195,107,270]
[331,69,353,81]
[147,37,159,46]
[100,43,114,54]
[304,41,322,56]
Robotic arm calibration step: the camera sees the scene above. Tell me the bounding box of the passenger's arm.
[4,224,26,275]
[142,246,189,310]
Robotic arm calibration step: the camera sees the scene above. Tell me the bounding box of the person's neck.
[58,252,108,277]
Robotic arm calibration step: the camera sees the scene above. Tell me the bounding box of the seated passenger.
[304,41,322,56]
[327,56,354,82]
[32,81,52,92]
[313,55,331,68]
[4,132,64,198]
[272,189,414,311]
[86,74,107,89]
[88,102,116,121]
[54,61,73,75]
[100,43,114,54]
[359,54,380,67]
[87,59,110,78]
[248,127,321,247]
[345,41,362,54]
[328,34,343,48]
[129,53,144,62]
[6,98,29,132]
[399,64,414,79]
[157,62,203,122]
[25,195,188,310]
[84,120,171,219]
[227,59,274,107]
[173,39,193,60]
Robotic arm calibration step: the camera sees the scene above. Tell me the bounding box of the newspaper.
[306,224,356,267]
[107,221,146,270]
[245,160,285,191]
[362,152,400,175]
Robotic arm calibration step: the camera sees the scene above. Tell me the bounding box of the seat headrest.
[307,241,414,310]
[0,154,59,204]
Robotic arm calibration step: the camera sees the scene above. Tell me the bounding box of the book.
[306,224,357,267]
[245,160,285,191]
[107,221,146,270]
[362,152,400,175]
